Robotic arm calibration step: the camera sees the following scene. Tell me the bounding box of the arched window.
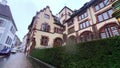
[53,38,62,47]
[79,31,93,42]
[67,35,76,45]
[100,24,120,39]
[41,23,50,32]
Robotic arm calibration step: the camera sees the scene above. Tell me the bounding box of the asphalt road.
[0,53,53,68]
[0,53,32,68]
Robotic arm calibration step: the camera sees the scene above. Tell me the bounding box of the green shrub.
[30,36,120,68]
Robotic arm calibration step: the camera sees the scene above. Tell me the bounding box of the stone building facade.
[26,0,120,52]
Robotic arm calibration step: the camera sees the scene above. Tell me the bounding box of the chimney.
[1,0,7,5]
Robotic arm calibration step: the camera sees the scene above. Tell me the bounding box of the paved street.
[0,53,32,68]
[0,53,52,68]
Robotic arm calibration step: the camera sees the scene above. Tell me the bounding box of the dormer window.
[44,14,50,19]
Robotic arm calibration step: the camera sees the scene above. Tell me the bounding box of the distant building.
[12,35,21,48]
[26,0,119,52]
[0,0,17,51]
[20,34,27,53]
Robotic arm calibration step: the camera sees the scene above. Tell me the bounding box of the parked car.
[11,47,17,54]
[0,48,11,56]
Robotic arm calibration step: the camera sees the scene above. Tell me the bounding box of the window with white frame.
[10,26,15,34]
[5,36,12,45]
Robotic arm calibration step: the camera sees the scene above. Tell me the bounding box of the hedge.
[30,36,120,68]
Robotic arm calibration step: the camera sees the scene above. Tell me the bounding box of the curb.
[29,56,55,68]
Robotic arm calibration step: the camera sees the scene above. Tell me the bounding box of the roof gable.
[0,3,17,30]
[59,6,73,14]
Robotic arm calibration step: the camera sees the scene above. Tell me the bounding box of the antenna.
[1,0,7,5]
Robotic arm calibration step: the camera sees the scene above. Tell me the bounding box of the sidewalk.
[29,56,55,68]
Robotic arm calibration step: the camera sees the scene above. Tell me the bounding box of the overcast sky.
[4,0,90,41]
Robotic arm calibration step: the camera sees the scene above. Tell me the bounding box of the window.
[108,9,113,17]
[84,12,87,17]
[54,27,63,34]
[79,20,90,29]
[80,31,93,42]
[41,23,50,32]
[99,2,104,8]
[78,12,88,20]
[80,24,83,29]
[95,5,99,11]
[98,15,103,22]
[86,21,89,27]
[104,0,109,5]
[81,15,84,19]
[44,14,50,19]
[41,36,48,46]
[78,16,82,20]
[103,12,109,20]
[68,19,74,26]
[94,0,110,11]
[100,32,106,38]
[100,25,119,39]
[0,20,5,27]
[83,23,86,28]
[97,9,113,22]
[68,27,74,34]
[10,26,15,34]
[111,26,119,36]
[5,36,12,45]
[54,38,62,47]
